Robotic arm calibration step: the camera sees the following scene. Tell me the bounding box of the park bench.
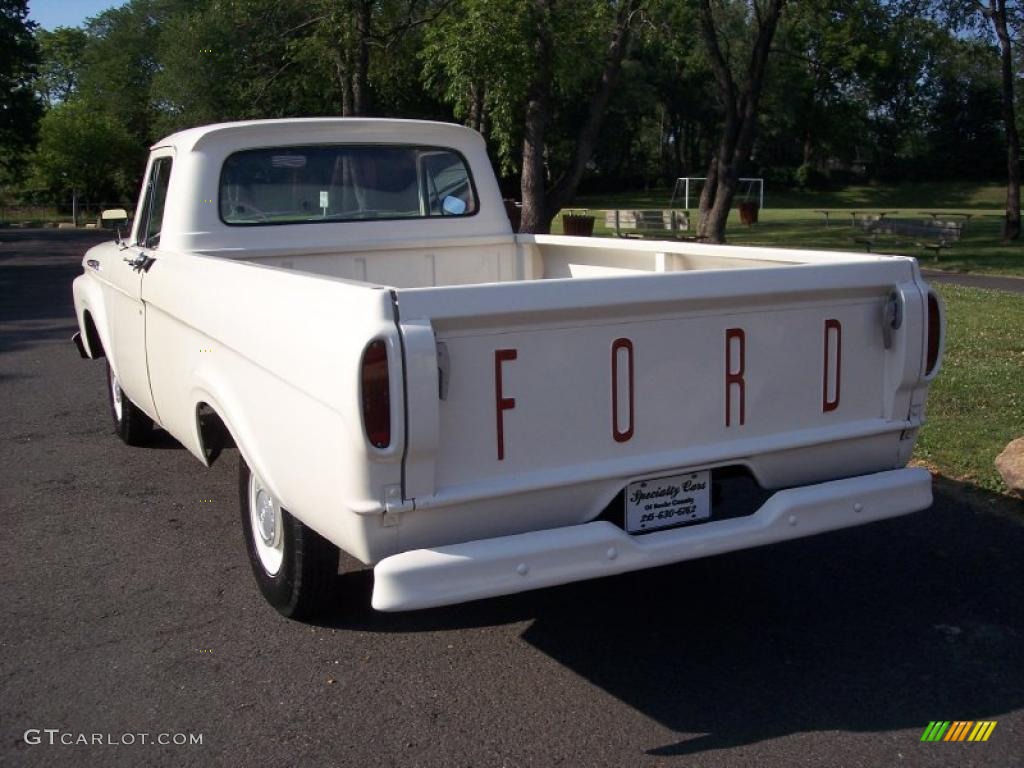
[853,217,963,258]
[605,209,689,239]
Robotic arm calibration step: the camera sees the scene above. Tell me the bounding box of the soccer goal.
[671,177,765,210]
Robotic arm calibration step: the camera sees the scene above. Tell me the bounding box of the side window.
[421,151,475,216]
[138,157,173,248]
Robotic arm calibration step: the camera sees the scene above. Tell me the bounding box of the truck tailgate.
[394,260,927,506]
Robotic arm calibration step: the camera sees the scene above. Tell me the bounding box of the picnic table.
[919,211,974,232]
[814,209,899,227]
[849,210,897,227]
[852,216,964,258]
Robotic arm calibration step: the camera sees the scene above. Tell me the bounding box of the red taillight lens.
[360,340,391,449]
[926,292,941,376]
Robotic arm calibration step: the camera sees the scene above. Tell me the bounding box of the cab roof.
[154,118,484,154]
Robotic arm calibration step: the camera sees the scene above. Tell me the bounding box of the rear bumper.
[371,467,933,612]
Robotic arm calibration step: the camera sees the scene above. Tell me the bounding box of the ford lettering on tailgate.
[434,304,881,490]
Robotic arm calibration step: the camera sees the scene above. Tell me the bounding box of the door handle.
[882,289,903,350]
[123,252,156,272]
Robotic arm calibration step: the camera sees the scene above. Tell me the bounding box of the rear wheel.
[239,456,339,619]
[106,361,153,446]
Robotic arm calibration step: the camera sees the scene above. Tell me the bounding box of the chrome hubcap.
[255,488,276,545]
[249,472,284,575]
[110,368,123,421]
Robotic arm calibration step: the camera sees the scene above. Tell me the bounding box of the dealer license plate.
[625,470,711,533]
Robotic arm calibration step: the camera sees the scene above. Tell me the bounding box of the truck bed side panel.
[141,251,403,562]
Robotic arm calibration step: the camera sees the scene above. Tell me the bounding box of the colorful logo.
[921,721,997,742]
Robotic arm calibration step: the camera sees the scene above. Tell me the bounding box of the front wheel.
[106,362,153,446]
[239,457,339,619]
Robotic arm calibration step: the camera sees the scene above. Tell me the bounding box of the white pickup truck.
[72,118,943,619]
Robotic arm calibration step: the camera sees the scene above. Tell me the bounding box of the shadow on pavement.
[0,230,107,356]
[327,478,1022,755]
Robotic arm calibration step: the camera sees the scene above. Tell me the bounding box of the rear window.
[219,145,478,225]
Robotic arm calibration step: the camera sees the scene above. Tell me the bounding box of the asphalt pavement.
[921,269,1024,294]
[2,229,1022,768]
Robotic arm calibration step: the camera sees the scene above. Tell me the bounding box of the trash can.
[562,210,595,237]
[738,201,759,226]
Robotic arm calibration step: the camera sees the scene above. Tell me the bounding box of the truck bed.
[230,234,884,289]
[345,241,932,556]
[136,231,934,563]
[223,236,930,535]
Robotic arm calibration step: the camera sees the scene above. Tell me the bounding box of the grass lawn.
[561,181,1024,277]
[912,284,1024,495]
[577,180,1012,209]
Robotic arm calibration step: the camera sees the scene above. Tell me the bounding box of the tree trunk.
[351,0,372,116]
[545,0,636,219]
[468,82,485,134]
[986,0,1020,240]
[518,0,554,234]
[519,0,636,234]
[659,107,669,183]
[333,50,354,116]
[673,117,684,179]
[697,0,785,243]
[696,155,718,238]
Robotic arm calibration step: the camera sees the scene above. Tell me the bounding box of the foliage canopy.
[8,0,1022,212]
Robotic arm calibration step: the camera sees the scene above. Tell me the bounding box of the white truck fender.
[188,375,271,493]
[72,274,112,360]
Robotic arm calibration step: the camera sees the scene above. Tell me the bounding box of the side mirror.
[101,208,130,247]
[101,208,129,228]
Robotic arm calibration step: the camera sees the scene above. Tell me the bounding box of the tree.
[35,26,88,106]
[516,0,639,233]
[425,0,640,226]
[635,1,717,185]
[152,0,446,130]
[759,0,881,182]
[32,100,138,205]
[77,0,173,150]
[0,0,42,176]
[696,0,785,243]
[422,0,538,172]
[977,0,1020,240]
[316,0,453,116]
[923,36,1003,180]
[857,3,943,180]
[323,0,375,115]
[152,0,329,134]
